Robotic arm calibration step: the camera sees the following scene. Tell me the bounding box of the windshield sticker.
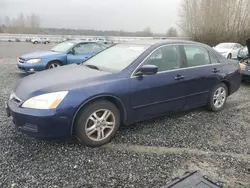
[128,47,146,51]
[67,43,74,47]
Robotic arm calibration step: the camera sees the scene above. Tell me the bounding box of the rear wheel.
[46,61,62,69]
[75,100,121,147]
[207,83,228,112]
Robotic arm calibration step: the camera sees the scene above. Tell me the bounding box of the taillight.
[238,62,246,72]
[237,62,241,72]
[237,66,241,72]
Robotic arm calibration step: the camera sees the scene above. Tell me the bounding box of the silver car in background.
[213,42,242,59]
[31,37,50,44]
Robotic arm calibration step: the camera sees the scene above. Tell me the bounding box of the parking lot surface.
[0,42,250,188]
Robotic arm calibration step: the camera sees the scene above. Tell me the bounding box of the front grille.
[20,124,38,132]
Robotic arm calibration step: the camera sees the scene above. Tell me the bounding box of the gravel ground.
[0,42,250,188]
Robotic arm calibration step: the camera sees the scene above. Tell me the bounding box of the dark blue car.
[7,40,241,147]
[17,40,108,72]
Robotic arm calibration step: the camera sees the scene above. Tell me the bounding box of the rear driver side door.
[181,45,222,108]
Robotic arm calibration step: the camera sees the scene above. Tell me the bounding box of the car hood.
[20,51,63,60]
[214,48,230,53]
[14,64,111,100]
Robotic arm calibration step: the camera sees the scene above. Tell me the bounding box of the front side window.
[143,45,181,72]
[183,46,210,67]
[236,44,242,48]
[73,43,94,54]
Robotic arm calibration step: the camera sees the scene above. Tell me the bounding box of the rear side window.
[183,46,210,67]
[209,52,219,64]
[73,43,93,54]
[92,43,106,53]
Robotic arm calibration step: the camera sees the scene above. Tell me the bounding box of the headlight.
[9,92,15,100]
[26,58,42,64]
[22,91,68,109]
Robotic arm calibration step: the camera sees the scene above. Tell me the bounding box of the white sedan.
[213,42,242,59]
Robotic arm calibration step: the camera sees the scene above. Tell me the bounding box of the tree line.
[4,0,250,44]
[0,13,40,33]
[0,12,179,37]
[179,0,250,45]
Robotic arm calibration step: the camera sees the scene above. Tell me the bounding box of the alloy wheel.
[85,109,115,141]
[48,63,60,69]
[213,87,226,109]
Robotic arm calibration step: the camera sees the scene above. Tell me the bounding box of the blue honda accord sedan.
[6,40,241,147]
[17,40,107,72]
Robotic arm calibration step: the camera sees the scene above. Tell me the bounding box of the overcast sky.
[0,0,182,33]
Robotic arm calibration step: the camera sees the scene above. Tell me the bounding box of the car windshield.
[243,46,248,53]
[84,43,150,73]
[50,42,76,53]
[239,46,249,54]
[215,43,234,49]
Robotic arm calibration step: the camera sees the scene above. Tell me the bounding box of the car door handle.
[175,75,186,80]
[213,68,220,73]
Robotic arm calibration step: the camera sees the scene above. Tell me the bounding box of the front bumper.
[17,61,46,72]
[6,100,72,139]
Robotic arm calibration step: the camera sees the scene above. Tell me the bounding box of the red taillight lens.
[237,65,241,72]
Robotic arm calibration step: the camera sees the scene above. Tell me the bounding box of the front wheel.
[46,61,62,69]
[75,100,121,147]
[227,53,232,59]
[207,83,228,112]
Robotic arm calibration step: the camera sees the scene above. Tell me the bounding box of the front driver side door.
[130,45,188,121]
[67,43,94,64]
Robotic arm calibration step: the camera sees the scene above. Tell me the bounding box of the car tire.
[227,53,232,59]
[75,100,121,147]
[207,83,228,112]
[46,61,62,69]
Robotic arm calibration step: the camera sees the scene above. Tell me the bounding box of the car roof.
[65,40,102,44]
[217,42,237,45]
[122,39,206,46]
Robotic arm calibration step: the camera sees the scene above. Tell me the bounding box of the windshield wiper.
[84,64,100,70]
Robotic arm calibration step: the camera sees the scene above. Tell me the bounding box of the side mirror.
[135,65,158,76]
[68,49,75,55]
